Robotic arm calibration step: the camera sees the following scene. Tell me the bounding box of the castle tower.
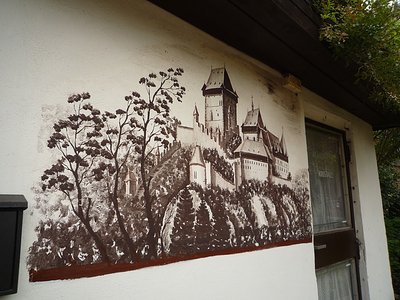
[124,169,137,196]
[202,67,239,138]
[241,104,264,142]
[155,146,161,165]
[280,127,288,157]
[189,145,206,188]
[193,104,199,127]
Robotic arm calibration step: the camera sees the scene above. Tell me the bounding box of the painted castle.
[177,67,290,190]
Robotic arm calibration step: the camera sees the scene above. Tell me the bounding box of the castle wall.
[210,167,235,190]
[205,161,212,186]
[192,122,226,156]
[176,126,195,146]
[190,164,206,188]
[275,157,289,179]
[234,161,242,188]
[178,122,226,156]
[239,157,269,183]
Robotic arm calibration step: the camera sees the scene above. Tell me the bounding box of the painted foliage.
[28,67,312,281]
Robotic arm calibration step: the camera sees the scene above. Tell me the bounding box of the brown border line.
[29,237,312,282]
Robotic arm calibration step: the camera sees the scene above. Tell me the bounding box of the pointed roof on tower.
[280,128,288,156]
[242,108,264,128]
[234,139,271,161]
[124,169,136,182]
[189,145,205,167]
[193,104,199,117]
[202,67,238,100]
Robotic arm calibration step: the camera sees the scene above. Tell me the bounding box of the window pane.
[317,260,357,300]
[306,125,350,233]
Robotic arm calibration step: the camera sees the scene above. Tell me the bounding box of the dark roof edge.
[149,0,400,130]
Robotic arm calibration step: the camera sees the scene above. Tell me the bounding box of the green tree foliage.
[379,164,400,218]
[386,217,400,295]
[374,106,400,297]
[377,161,400,295]
[375,128,400,166]
[315,0,400,112]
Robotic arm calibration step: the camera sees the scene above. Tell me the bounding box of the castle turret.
[124,169,137,196]
[280,128,288,157]
[241,105,264,142]
[155,147,161,165]
[193,104,199,126]
[189,145,206,188]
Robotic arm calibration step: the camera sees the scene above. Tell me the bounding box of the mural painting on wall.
[28,67,312,281]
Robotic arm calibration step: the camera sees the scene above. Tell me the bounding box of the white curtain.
[306,126,349,233]
[317,261,356,300]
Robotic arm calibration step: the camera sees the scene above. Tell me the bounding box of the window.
[306,121,360,300]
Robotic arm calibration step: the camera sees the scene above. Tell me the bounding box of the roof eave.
[148,0,400,130]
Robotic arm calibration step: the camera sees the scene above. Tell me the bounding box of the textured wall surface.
[0,0,392,299]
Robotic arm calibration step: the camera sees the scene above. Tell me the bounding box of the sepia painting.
[28,66,312,281]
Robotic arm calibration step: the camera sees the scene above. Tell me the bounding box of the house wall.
[303,94,394,300]
[0,0,393,299]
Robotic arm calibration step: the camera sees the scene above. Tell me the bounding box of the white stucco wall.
[303,92,394,299]
[0,0,393,299]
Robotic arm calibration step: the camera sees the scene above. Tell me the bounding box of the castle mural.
[28,67,312,281]
[177,68,290,191]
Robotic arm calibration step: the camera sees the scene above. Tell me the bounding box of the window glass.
[306,125,350,233]
[317,260,358,300]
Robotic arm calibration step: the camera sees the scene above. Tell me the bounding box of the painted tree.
[28,219,96,270]
[207,188,231,249]
[130,68,186,258]
[170,187,195,256]
[89,95,143,262]
[226,132,242,158]
[40,68,186,264]
[41,93,110,263]
[292,169,312,239]
[41,92,146,264]
[152,147,193,256]
[195,199,213,252]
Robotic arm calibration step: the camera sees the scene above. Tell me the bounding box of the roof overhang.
[149,0,400,130]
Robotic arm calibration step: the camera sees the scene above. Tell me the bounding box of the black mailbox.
[0,195,27,296]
